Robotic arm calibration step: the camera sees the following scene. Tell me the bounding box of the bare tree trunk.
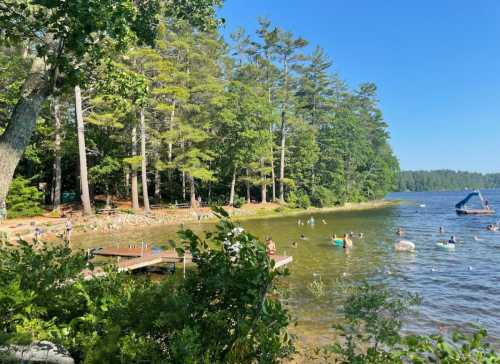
[52,98,62,210]
[105,185,112,208]
[229,167,237,206]
[246,169,251,204]
[75,86,92,215]
[279,119,286,203]
[140,107,150,213]
[189,174,196,208]
[279,58,289,204]
[182,172,186,201]
[270,126,276,202]
[124,171,130,198]
[154,168,161,203]
[131,127,140,209]
[168,100,176,163]
[0,60,50,220]
[261,159,267,204]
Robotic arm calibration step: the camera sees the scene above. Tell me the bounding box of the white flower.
[232,227,244,236]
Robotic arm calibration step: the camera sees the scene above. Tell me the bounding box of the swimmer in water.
[396,227,405,236]
[439,226,444,234]
[343,233,353,249]
[266,237,276,255]
[300,234,308,240]
[291,241,298,248]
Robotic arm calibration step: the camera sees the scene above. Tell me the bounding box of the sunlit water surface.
[73,190,500,343]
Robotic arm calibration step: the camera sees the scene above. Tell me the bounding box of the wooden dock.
[83,247,292,280]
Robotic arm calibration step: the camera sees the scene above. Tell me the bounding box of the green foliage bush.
[0,210,293,363]
[287,190,311,209]
[312,282,500,364]
[233,196,246,208]
[310,186,338,207]
[6,177,43,218]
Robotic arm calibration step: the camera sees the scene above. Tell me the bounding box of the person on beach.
[34,226,43,243]
[65,219,73,242]
[266,236,276,255]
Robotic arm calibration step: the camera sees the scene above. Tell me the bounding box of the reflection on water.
[72,189,500,342]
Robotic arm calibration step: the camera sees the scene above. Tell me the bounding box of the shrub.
[0,209,294,363]
[233,196,246,208]
[287,190,311,209]
[310,186,338,207]
[6,177,44,218]
[313,281,500,364]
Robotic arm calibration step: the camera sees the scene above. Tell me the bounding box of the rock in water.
[395,240,416,252]
[0,341,74,364]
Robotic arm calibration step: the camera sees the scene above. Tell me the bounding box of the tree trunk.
[154,168,161,203]
[261,159,267,204]
[140,107,150,213]
[131,127,140,209]
[124,171,130,198]
[52,98,62,210]
[105,185,112,208]
[279,117,286,203]
[279,57,289,204]
[75,86,92,215]
[0,60,50,220]
[246,169,251,204]
[189,174,196,208]
[168,100,176,163]
[229,167,237,206]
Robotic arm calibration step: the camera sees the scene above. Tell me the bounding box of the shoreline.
[0,199,401,243]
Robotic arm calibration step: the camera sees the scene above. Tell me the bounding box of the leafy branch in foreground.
[0,212,293,363]
[311,282,500,364]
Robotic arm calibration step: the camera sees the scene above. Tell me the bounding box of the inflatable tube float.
[331,239,344,247]
[394,240,416,252]
[436,242,455,251]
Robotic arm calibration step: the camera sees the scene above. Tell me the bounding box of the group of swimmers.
[487,223,499,232]
[397,225,457,246]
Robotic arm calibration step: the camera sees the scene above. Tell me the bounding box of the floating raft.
[83,247,292,280]
[456,208,495,216]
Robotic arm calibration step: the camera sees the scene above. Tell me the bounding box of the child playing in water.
[266,237,276,255]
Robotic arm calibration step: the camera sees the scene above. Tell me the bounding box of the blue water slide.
[455,191,482,209]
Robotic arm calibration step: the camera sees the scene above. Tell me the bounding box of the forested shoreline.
[397,170,500,192]
[0,2,397,219]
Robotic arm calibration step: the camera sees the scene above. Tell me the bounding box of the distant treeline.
[396,170,500,192]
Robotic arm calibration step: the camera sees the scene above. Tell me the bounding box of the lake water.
[73,190,500,343]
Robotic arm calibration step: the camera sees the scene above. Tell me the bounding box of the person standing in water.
[343,233,353,249]
[266,236,276,255]
[439,226,444,234]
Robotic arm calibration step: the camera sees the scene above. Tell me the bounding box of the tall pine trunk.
[229,167,237,206]
[52,98,62,210]
[140,107,150,213]
[261,159,267,203]
[154,168,161,203]
[0,60,50,220]
[75,86,92,215]
[131,127,140,209]
[246,168,251,204]
[189,174,196,208]
[279,57,289,204]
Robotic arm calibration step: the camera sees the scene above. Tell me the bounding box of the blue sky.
[218,0,500,173]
